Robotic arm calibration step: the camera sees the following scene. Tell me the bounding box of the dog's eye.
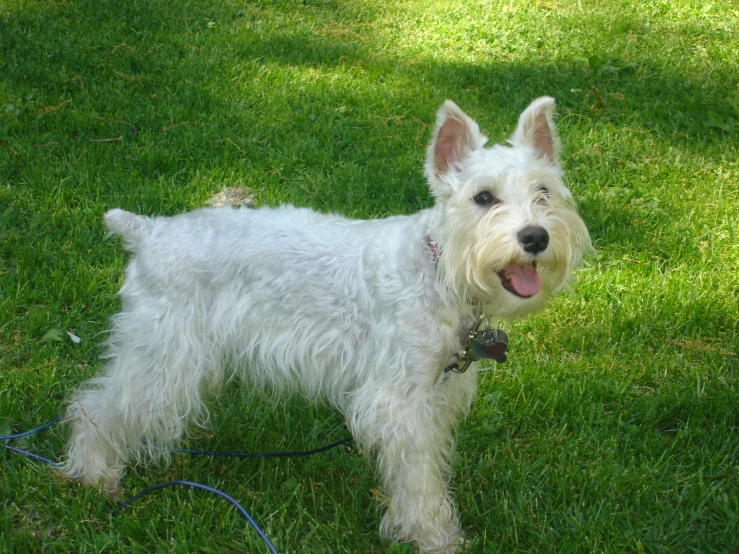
[537,185,550,196]
[473,191,499,206]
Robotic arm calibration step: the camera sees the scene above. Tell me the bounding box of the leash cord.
[0,416,62,441]
[172,435,353,458]
[2,442,62,466]
[118,480,279,554]
[2,416,353,553]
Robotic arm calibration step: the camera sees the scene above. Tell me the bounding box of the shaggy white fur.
[64,97,590,553]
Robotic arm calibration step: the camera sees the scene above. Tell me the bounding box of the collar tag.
[443,327,508,377]
[468,328,508,363]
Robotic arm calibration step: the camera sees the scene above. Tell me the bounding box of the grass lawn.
[1,0,738,551]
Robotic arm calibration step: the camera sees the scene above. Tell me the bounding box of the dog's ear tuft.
[510,96,561,164]
[425,101,487,199]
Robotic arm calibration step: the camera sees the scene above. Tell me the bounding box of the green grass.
[1,0,738,551]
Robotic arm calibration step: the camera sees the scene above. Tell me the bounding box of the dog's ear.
[425,101,487,198]
[510,96,561,164]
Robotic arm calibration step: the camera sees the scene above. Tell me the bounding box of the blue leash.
[1,416,63,466]
[2,416,353,553]
[118,480,279,554]
[0,416,62,441]
[172,435,353,458]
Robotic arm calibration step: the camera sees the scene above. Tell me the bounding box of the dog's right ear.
[425,101,487,200]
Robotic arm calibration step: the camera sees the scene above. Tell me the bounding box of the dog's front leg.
[353,386,465,553]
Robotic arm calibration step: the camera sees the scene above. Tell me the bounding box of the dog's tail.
[104,209,155,251]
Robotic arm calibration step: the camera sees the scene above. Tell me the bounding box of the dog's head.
[425,97,591,318]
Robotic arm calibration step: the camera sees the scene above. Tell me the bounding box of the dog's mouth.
[497,263,541,298]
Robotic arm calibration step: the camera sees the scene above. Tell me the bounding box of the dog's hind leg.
[63,306,221,495]
[64,380,128,496]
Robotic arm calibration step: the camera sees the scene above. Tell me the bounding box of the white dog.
[64,97,590,552]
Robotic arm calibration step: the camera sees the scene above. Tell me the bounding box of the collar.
[428,235,440,262]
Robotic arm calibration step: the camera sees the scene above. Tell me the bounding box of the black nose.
[517,225,549,254]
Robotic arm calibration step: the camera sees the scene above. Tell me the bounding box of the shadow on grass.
[2,0,733,193]
[2,0,735,351]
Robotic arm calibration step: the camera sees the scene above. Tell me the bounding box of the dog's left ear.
[510,96,561,164]
[425,101,487,199]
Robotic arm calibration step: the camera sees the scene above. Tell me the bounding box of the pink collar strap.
[428,236,440,262]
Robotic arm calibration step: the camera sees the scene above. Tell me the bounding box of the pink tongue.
[505,265,541,297]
